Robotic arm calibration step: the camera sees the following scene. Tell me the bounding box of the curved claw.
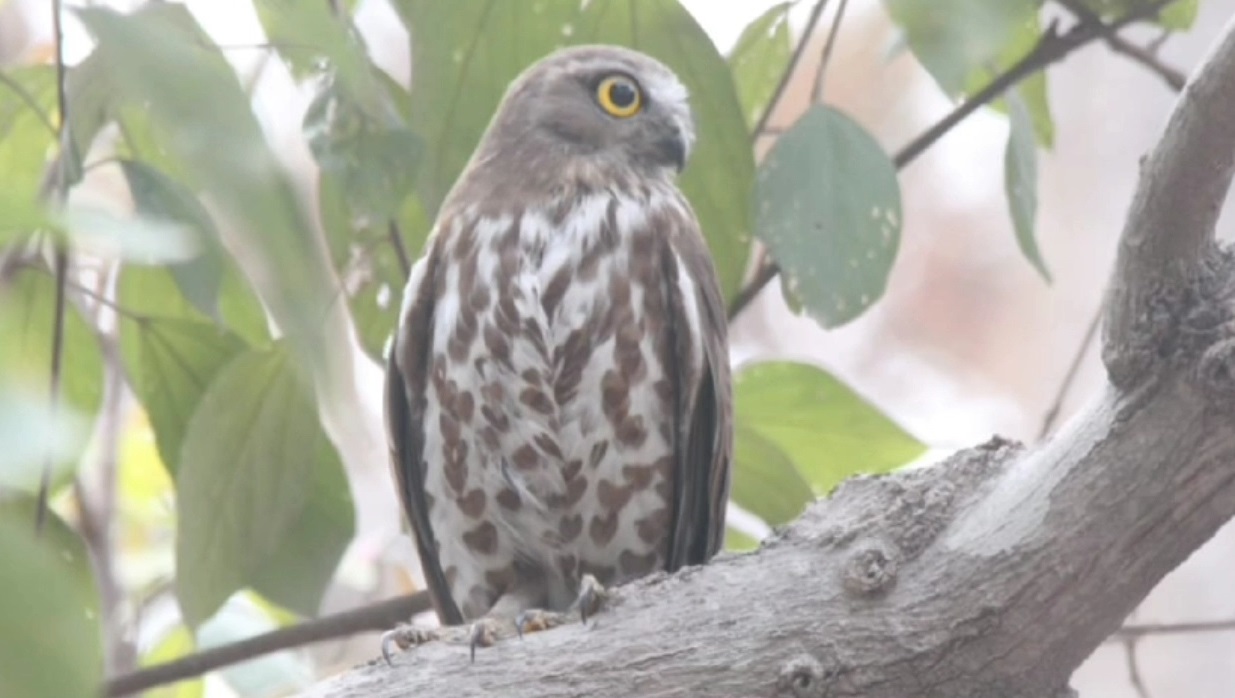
[468,622,490,663]
[379,629,403,666]
[576,573,605,626]
[514,611,532,640]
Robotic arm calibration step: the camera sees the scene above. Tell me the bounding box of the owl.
[383,44,732,659]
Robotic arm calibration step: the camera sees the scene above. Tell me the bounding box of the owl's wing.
[662,212,734,571]
[384,239,465,625]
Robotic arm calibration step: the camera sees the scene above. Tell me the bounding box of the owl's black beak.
[658,132,687,172]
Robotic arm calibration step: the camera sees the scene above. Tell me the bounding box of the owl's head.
[487,44,696,175]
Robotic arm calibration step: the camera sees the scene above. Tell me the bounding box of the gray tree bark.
[304,14,1235,698]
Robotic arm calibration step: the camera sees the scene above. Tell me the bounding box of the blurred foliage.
[0,507,102,698]
[0,0,1202,694]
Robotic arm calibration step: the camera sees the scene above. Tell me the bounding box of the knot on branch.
[774,653,838,698]
[841,540,898,596]
[1194,336,1235,404]
[1105,247,1235,389]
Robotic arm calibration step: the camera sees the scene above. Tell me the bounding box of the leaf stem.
[750,0,831,144]
[35,0,71,536]
[812,0,850,103]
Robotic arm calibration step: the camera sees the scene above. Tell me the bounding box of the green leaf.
[174,343,354,626]
[391,0,753,302]
[1076,0,1198,29]
[120,160,227,320]
[734,361,925,495]
[304,71,424,220]
[0,269,104,487]
[247,444,354,615]
[118,264,269,348]
[731,423,813,526]
[724,526,759,552]
[0,514,102,698]
[77,4,339,378]
[254,0,387,118]
[119,317,247,476]
[0,66,58,215]
[67,45,118,169]
[883,0,1054,146]
[1159,0,1198,29]
[756,104,901,327]
[1004,91,1049,282]
[320,169,431,359]
[728,2,793,131]
[576,0,755,303]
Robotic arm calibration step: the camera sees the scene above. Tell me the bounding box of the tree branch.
[104,591,431,697]
[1054,0,1188,91]
[308,13,1235,698]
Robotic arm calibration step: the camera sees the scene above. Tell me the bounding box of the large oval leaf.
[120,160,228,321]
[756,104,901,327]
[118,317,247,476]
[175,343,354,626]
[734,361,925,495]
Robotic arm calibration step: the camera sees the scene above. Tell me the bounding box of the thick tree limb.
[304,14,1235,698]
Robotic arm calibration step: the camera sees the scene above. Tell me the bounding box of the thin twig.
[1121,637,1152,698]
[0,71,57,134]
[812,0,850,103]
[750,0,831,144]
[1038,307,1101,439]
[1112,618,1235,639]
[1054,0,1186,91]
[36,0,71,535]
[893,0,1176,169]
[103,591,432,697]
[725,0,1181,321]
[388,220,412,278]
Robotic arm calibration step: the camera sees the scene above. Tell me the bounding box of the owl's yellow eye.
[595,75,643,118]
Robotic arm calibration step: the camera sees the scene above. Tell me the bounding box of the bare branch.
[1054,0,1187,92]
[1102,13,1235,383]
[104,591,432,697]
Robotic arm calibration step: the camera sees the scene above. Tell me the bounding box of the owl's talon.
[514,608,561,639]
[468,619,498,663]
[380,625,437,665]
[575,573,609,626]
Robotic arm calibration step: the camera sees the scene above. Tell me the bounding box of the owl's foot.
[467,617,506,662]
[380,624,440,665]
[574,573,608,625]
[511,573,610,638]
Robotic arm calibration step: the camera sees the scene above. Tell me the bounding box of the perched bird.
[382,44,732,659]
